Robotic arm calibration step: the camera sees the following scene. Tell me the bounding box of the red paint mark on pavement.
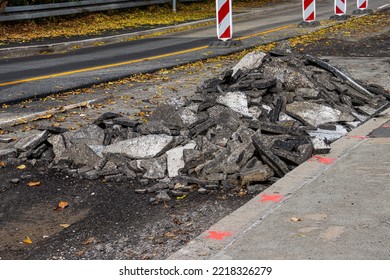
[205,231,232,240]
[382,124,390,128]
[260,193,283,203]
[309,155,336,164]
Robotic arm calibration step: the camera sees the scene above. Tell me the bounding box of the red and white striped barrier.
[302,0,316,22]
[334,0,347,15]
[216,0,232,41]
[357,0,368,10]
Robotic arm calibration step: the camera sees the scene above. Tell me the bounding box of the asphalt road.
[0,0,388,105]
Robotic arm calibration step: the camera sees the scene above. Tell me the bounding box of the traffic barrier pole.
[302,0,316,22]
[352,0,372,14]
[216,0,232,41]
[335,0,347,15]
[357,0,368,10]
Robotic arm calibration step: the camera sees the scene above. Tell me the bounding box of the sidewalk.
[169,108,390,260]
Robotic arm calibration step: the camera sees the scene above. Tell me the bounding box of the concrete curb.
[0,97,108,129]
[167,108,390,259]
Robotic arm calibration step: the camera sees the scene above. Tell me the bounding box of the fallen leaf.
[0,161,6,167]
[17,164,27,170]
[82,237,97,245]
[28,181,41,187]
[164,232,177,238]
[54,201,69,211]
[176,194,187,200]
[290,217,302,222]
[33,114,53,121]
[23,236,33,244]
[60,223,71,228]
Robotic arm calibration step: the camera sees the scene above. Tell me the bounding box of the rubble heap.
[1,51,389,203]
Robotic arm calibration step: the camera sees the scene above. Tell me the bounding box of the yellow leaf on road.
[54,201,69,211]
[28,181,41,187]
[17,164,27,170]
[23,236,33,244]
[290,217,302,222]
[60,224,71,228]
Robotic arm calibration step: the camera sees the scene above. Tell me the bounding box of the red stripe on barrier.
[359,0,367,9]
[336,6,343,14]
[306,11,315,21]
[219,25,231,39]
[218,0,230,24]
[304,0,314,9]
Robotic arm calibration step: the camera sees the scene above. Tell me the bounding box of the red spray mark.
[309,155,336,164]
[382,124,390,128]
[205,231,232,240]
[260,193,283,203]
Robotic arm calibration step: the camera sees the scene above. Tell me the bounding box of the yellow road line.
[0,25,292,88]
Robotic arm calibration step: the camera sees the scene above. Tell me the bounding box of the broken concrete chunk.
[62,141,103,167]
[14,130,48,152]
[111,117,139,128]
[137,121,172,135]
[206,173,227,181]
[310,136,331,154]
[148,104,184,129]
[252,131,290,176]
[177,107,199,127]
[48,134,66,160]
[103,134,174,160]
[147,182,170,193]
[201,140,255,176]
[307,125,348,143]
[231,51,267,76]
[136,156,167,180]
[166,141,197,178]
[0,148,18,160]
[97,161,119,176]
[93,112,123,126]
[63,124,105,146]
[240,161,274,186]
[216,91,252,117]
[295,88,320,99]
[286,101,348,127]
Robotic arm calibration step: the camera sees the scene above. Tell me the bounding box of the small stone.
[147,182,170,193]
[169,190,188,197]
[135,189,147,194]
[198,187,208,194]
[104,174,123,182]
[83,170,99,180]
[156,190,171,202]
[10,178,20,184]
[204,184,218,190]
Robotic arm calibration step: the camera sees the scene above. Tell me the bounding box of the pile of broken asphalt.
[1,48,389,205]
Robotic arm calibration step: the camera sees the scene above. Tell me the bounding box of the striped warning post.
[216,0,232,41]
[335,0,347,15]
[357,0,368,9]
[302,0,316,22]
